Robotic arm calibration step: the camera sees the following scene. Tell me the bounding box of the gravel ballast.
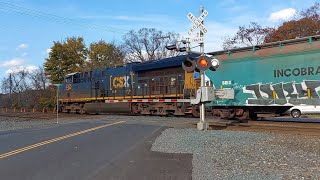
[0,117,56,132]
[0,114,98,132]
[151,128,320,180]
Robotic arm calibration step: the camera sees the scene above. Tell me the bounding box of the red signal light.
[198,58,208,67]
[196,56,210,72]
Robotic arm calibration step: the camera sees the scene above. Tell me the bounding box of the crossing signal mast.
[166,6,233,130]
[187,6,216,130]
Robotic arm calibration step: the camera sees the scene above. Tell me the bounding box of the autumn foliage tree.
[44,37,87,84]
[223,3,320,49]
[265,2,320,43]
[44,37,128,83]
[87,40,125,70]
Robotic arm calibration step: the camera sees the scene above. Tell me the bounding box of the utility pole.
[9,73,12,107]
[54,84,62,124]
[56,85,59,124]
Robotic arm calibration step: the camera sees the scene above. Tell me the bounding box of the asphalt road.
[0,119,192,180]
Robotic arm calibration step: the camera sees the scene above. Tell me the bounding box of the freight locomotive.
[58,35,320,120]
[58,53,202,117]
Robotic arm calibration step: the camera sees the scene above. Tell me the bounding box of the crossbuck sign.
[187,9,208,37]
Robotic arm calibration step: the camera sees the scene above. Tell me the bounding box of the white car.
[285,105,320,118]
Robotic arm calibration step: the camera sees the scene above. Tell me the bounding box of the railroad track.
[208,120,320,136]
[2,112,320,136]
[0,113,48,119]
[0,112,79,120]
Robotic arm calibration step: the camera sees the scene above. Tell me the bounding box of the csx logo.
[113,76,130,89]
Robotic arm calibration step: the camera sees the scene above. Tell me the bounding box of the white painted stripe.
[104,99,191,103]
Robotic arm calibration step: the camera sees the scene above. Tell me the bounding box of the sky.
[0,0,318,79]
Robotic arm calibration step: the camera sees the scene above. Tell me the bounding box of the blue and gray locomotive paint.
[58,53,200,101]
[59,65,133,99]
[206,36,320,109]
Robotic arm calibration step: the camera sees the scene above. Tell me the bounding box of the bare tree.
[0,67,53,109]
[29,66,48,90]
[0,70,31,108]
[1,76,11,94]
[300,2,320,19]
[223,22,275,49]
[122,28,180,62]
[11,70,31,93]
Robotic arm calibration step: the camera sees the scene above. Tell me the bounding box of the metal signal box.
[201,87,215,102]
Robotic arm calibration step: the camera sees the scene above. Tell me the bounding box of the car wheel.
[291,109,301,118]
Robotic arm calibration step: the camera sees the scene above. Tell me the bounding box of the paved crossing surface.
[0,119,192,180]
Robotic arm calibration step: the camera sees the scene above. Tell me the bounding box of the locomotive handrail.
[102,84,186,100]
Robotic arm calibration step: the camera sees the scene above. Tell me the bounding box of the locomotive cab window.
[65,76,72,83]
[84,72,89,78]
[73,74,80,83]
[64,73,80,84]
[80,72,85,82]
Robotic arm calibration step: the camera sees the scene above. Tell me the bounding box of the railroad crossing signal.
[183,6,211,130]
[182,56,220,73]
[187,9,208,36]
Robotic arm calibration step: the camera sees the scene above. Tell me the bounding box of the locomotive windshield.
[64,72,80,83]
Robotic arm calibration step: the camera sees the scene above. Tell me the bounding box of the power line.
[0,24,24,31]
[0,2,126,33]
[0,1,129,34]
